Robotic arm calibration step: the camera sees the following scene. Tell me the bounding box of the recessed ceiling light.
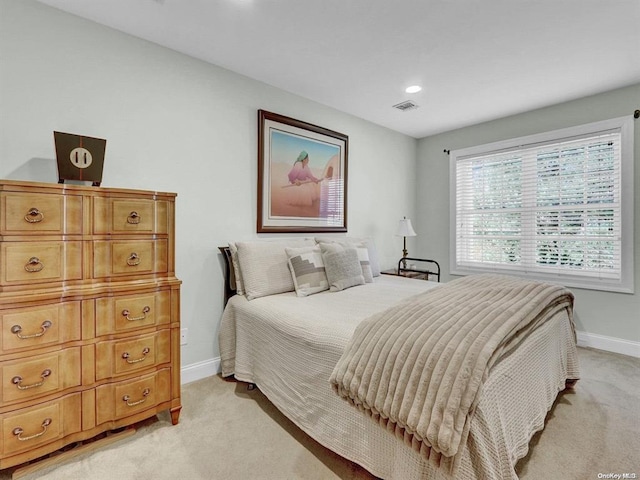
[405,85,422,94]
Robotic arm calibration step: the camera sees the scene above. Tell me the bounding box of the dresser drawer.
[93,197,169,235]
[93,240,168,278]
[95,290,171,336]
[1,302,81,354]
[95,330,170,380]
[0,192,82,236]
[1,393,82,457]
[95,369,171,424]
[0,241,82,287]
[0,347,81,403]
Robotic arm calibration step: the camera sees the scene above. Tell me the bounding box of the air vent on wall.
[392,100,419,112]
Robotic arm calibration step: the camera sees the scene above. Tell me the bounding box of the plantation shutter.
[455,129,622,280]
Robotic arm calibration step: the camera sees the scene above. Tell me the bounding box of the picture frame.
[257,110,348,233]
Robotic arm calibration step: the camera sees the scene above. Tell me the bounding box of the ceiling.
[36,0,640,138]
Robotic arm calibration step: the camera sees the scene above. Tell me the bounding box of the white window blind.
[450,116,634,293]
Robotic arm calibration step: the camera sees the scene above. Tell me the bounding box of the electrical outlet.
[180,328,188,345]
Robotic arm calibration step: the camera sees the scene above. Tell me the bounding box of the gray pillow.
[319,243,365,292]
[315,236,380,277]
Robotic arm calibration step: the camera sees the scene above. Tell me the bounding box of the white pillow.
[352,242,374,283]
[286,246,329,297]
[354,237,381,277]
[319,243,365,292]
[315,236,380,277]
[236,238,316,300]
[227,242,244,295]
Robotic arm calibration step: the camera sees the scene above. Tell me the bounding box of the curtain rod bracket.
[634,109,639,119]
[443,149,450,154]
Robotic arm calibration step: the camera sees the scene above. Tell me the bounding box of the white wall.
[0,0,418,376]
[4,2,634,378]
[416,84,640,355]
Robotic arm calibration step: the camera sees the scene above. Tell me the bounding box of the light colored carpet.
[2,347,638,480]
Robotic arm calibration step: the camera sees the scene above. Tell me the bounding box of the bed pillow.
[227,242,244,295]
[285,246,329,297]
[316,237,374,283]
[353,237,381,277]
[236,238,316,300]
[319,243,365,292]
[315,236,380,277]
[352,242,374,283]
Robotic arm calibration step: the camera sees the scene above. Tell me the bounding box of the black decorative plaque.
[54,131,106,186]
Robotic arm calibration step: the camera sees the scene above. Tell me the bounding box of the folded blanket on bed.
[330,274,574,472]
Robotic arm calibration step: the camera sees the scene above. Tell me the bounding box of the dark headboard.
[218,246,237,306]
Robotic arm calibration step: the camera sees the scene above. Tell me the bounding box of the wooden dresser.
[0,180,181,470]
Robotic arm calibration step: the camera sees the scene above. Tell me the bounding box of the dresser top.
[0,179,176,198]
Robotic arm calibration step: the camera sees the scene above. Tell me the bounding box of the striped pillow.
[286,246,329,297]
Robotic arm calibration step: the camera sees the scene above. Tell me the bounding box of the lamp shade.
[395,217,417,237]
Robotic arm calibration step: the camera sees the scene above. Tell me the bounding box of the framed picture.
[257,110,348,233]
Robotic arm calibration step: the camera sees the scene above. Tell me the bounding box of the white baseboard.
[576,330,640,358]
[181,357,220,384]
[180,333,639,384]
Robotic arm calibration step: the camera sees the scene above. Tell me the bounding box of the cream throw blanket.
[330,274,574,472]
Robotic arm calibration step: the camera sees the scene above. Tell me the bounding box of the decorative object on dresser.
[395,216,416,268]
[53,131,107,186]
[0,180,181,473]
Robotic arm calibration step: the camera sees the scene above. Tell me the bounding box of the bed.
[218,238,580,480]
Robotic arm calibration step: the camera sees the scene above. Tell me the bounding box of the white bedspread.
[219,275,580,480]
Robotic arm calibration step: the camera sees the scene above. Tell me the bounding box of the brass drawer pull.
[122,388,150,407]
[11,320,52,339]
[127,211,141,224]
[122,347,150,364]
[24,208,44,223]
[13,418,52,441]
[122,306,151,322]
[12,369,52,390]
[127,253,141,266]
[24,257,44,273]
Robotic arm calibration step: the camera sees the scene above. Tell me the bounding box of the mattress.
[219,275,580,480]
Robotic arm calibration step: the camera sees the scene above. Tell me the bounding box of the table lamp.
[396,216,417,267]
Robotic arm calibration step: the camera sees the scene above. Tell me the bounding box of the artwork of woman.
[259,111,347,231]
[288,151,320,186]
[281,150,322,210]
[269,141,341,219]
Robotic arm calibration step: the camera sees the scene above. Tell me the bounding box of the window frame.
[449,116,634,293]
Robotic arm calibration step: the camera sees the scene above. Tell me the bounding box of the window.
[450,116,634,293]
